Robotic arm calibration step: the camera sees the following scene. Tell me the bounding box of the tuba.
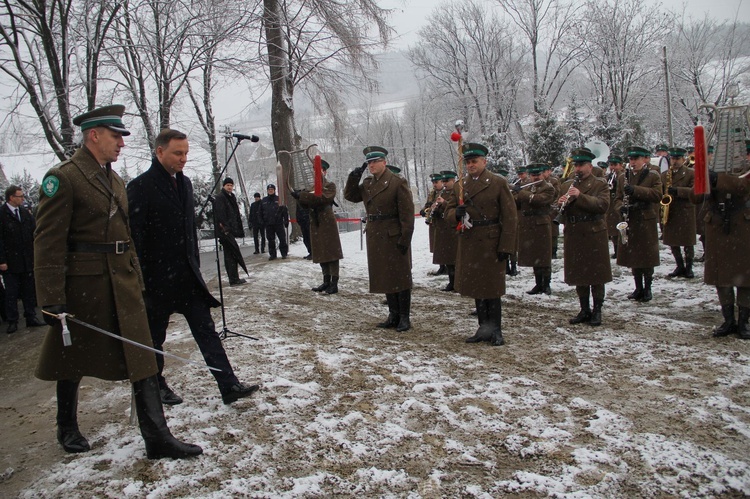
[586,140,611,169]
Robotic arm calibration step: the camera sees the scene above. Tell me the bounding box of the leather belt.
[69,241,130,254]
[367,214,398,221]
[566,214,602,224]
[472,218,500,226]
[522,210,545,216]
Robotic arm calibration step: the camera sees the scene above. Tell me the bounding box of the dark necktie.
[14,208,20,222]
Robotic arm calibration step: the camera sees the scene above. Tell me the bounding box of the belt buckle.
[115,241,126,254]
[569,216,576,224]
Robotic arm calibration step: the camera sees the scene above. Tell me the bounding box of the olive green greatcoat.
[559,175,612,286]
[690,171,750,288]
[34,147,157,382]
[514,180,555,267]
[445,169,518,298]
[614,168,662,269]
[661,165,696,246]
[344,168,415,293]
[298,181,344,264]
[431,188,458,266]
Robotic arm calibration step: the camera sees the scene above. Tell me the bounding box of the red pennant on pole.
[693,125,710,195]
[313,154,323,196]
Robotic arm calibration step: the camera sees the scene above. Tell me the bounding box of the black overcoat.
[0,203,36,272]
[127,160,220,308]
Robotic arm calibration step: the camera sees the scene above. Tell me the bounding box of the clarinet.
[553,174,581,225]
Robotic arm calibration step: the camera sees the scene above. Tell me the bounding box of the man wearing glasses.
[0,186,44,333]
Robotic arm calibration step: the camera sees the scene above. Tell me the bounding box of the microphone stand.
[198,136,258,341]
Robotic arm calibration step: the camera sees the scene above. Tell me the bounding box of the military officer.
[430,170,459,291]
[689,143,750,339]
[291,160,344,294]
[661,147,696,278]
[445,143,518,346]
[422,173,445,275]
[614,146,663,302]
[344,146,415,332]
[557,148,612,326]
[33,105,201,459]
[605,154,624,258]
[506,166,527,276]
[513,164,556,295]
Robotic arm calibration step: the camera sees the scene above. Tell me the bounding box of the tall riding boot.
[396,289,411,332]
[442,268,455,292]
[589,299,603,326]
[133,376,203,460]
[466,299,492,343]
[487,298,504,346]
[526,271,543,295]
[377,293,400,328]
[738,307,750,340]
[311,274,331,292]
[684,258,695,279]
[509,260,518,276]
[570,295,592,324]
[640,273,653,302]
[668,249,685,278]
[542,274,552,295]
[713,304,737,337]
[325,276,339,295]
[627,271,643,300]
[56,380,90,453]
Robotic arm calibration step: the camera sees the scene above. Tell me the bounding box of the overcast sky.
[380,0,749,50]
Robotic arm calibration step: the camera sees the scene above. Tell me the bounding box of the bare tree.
[497,0,584,113]
[409,0,524,138]
[578,0,670,122]
[670,14,750,127]
[0,0,120,159]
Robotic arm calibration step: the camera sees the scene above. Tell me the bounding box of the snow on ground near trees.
[10,221,750,497]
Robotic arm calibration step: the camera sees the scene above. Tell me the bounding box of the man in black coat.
[0,185,44,333]
[249,192,266,254]
[214,178,246,285]
[127,129,259,406]
[259,184,289,260]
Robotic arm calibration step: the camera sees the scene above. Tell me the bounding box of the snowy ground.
[1,221,749,498]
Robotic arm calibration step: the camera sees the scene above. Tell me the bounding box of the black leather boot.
[466,299,492,343]
[396,289,411,332]
[640,273,653,302]
[487,299,504,346]
[311,274,331,292]
[325,276,339,294]
[569,296,592,324]
[133,376,203,460]
[668,250,686,278]
[627,271,643,300]
[738,307,750,340]
[442,269,455,292]
[56,380,90,453]
[684,258,694,279]
[542,275,552,295]
[377,293,400,328]
[526,272,543,295]
[713,305,736,337]
[589,299,603,326]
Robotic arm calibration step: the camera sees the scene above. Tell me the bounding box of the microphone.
[233,133,260,142]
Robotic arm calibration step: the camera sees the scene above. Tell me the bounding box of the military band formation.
[27,104,750,460]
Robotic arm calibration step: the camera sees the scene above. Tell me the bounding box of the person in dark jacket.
[214,178,246,285]
[249,192,265,254]
[127,128,259,406]
[0,185,44,333]
[259,184,289,260]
